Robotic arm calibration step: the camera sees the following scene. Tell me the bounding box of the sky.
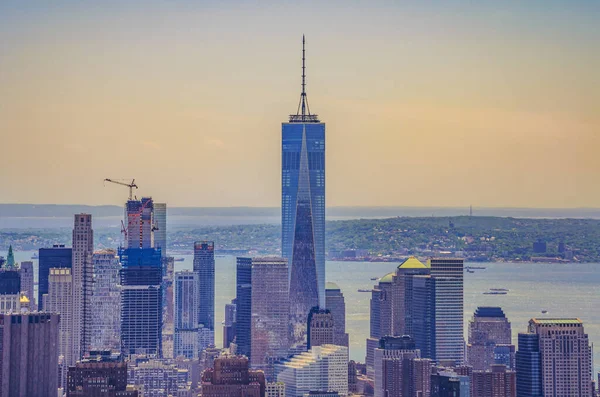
[0,1,598,208]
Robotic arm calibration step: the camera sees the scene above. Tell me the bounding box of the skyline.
[1,1,599,208]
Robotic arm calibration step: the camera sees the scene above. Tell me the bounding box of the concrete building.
[0,269,21,314]
[201,355,266,397]
[249,257,289,379]
[174,271,199,359]
[18,261,35,309]
[66,351,139,397]
[90,249,121,352]
[46,267,74,381]
[266,382,285,397]
[38,244,72,309]
[467,307,513,371]
[276,344,348,397]
[126,197,154,250]
[72,213,94,360]
[429,258,464,365]
[366,273,395,378]
[0,312,60,397]
[527,318,592,397]
[471,365,516,397]
[128,358,190,397]
[307,307,334,349]
[373,336,425,397]
[431,369,470,397]
[193,241,215,349]
[515,332,542,397]
[325,282,349,348]
[154,203,167,258]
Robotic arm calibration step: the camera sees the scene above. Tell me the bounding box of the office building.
[120,248,163,356]
[154,202,167,258]
[366,272,395,377]
[5,246,15,269]
[90,249,121,352]
[193,241,215,348]
[373,336,421,397]
[46,267,74,375]
[128,358,190,396]
[467,307,512,371]
[527,318,592,397]
[250,257,290,379]
[126,197,154,249]
[307,307,334,349]
[283,37,326,349]
[0,312,60,396]
[223,299,237,348]
[236,257,253,359]
[67,351,139,397]
[201,355,266,397]
[429,258,464,365]
[392,256,430,338]
[276,344,348,397]
[0,269,21,313]
[266,381,285,397]
[515,332,542,397]
[174,271,200,359]
[431,369,469,397]
[412,275,436,361]
[325,282,349,347]
[72,213,94,360]
[471,365,516,397]
[19,261,35,309]
[38,244,72,308]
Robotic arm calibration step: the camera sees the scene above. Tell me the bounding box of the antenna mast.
[301,35,306,118]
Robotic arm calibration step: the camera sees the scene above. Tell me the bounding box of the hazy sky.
[1,1,598,208]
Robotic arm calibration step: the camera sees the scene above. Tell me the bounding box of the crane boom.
[104,178,138,200]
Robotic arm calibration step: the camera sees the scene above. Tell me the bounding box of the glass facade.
[38,246,72,308]
[194,241,215,350]
[515,333,542,397]
[236,257,253,359]
[282,121,325,347]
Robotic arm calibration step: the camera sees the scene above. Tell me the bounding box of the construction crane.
[104,178,138,201]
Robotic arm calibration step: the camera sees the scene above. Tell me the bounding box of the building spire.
[291,35,319,123]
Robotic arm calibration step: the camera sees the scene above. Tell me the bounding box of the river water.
[15,251,600,372]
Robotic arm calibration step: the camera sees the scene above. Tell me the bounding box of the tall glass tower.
[282,36,326,347]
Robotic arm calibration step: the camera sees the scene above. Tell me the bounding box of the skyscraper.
[471,364,516,397]
[282,37,326,348]
[38,244,72,309]
[0,312,60,396]
[515,333,542,397]
[0,268,21,314]
[66,352,139,397]
[19,261,35,309]
[174,271,200,359]
[467,307,513,371]
[119,248,163,356]
[250,257,290,379]
[236,257,253,359]
[5,245,15,268]
[526,318,592,397]
[366,272,395,377]
[373,336,423,397]
[46,268,74,378]
[392,256,430,337]
[429,258,464,365]
[325,282,349,348]
[276,344,348,397]
[223,299,237,349]
[125,197,154,249]
[72,213,94,361]
[194,241,215,349]
[307,307,334,350]
[154,202,167,258]
[411,275,436,361]
[90,249,121,352]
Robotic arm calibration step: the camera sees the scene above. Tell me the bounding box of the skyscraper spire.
[291,35,318,122]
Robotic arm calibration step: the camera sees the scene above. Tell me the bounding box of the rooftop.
[379,272,395,284]
[398,256,428,270]
[474,307,506,318]
[530,318,582,325]
[325,282,340,291]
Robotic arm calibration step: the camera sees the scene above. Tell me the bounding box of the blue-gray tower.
[282,36,326,347]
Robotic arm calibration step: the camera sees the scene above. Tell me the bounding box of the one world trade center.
[282,36,326,347]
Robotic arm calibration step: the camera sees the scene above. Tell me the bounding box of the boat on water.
[483,291,507,295]
[490,288,509,292]
[370,277,378,281]
[31,253,39,259]
[466,269,475,273]
[541,310,548,314]
[174,258,185,262]
[358,289,372,293]
[465,266,486,270]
